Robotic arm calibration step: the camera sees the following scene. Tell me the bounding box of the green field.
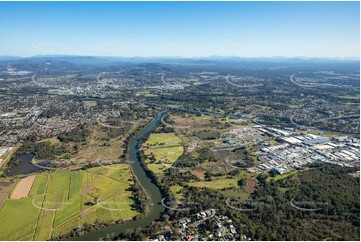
[0,196,41,240]
[37,137,61,145]
[188,177,240,189]
[69,172,82,199]
[33,210,55,240]
[170,185,184,201]
[288,104,304,109]
[145,133,183,146]
[82,100,97,107]
[0,164,138,240]
[29,174,49,196]
[47,172,70,194]
[191,114,212,120]
[145,146,184,163]
[143,133,184,175]
[222,189,249,198]
[336,95,360,100]
[188,171,248,189]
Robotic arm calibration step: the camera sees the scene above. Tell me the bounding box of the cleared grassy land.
[88,164,131,182]
[336,95,360,100]
[322,131,343,139]
[47,172,70,194]
[145,146,184,163]
[143,133,184,174]
[20,234,34,241]
[37,137,61,145]
[43,191,67,210]
[54,194,81,227]
[136,91,157,97]
[146,164,170,174]
[29,174,49,196]
[0,196,41,240]
[33,210,55,240]
[83,100,97,107]
[253,104,272,109]
[69,172,82,199]
[0,164,138,240]
[78,166,138,225]
[288,104,304,109]
[145,133,183,146]
[144,146,183,174]
[221,189,250,200]
[188,170,248,189]
[52,217,81,239]
[83,172,123,200]
[188,177,240,189]
[96,194,137,221]
[81,194,137,225]
[170,185,184,201]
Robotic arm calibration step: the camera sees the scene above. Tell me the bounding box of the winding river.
[72,112,164,240]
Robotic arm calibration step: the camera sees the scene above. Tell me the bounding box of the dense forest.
[17,139,67,159]
[112,164,360,241]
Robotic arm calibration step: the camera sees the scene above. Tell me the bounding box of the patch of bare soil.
[10,175,36,199]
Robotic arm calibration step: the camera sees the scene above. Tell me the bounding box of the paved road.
[290,73,357,91]
[31,74,45,87]
[225,74,262,88]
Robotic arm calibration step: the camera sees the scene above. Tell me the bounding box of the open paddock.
[0,163,138,240]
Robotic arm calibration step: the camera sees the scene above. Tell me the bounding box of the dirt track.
[10,175,36,199]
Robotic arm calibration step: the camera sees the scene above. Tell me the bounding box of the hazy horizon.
[0,54,360,60]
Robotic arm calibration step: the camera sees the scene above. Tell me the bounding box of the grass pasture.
[29,174,49,196]
[170,185,184,201]
[188,177,240,189]
[145,133,183,146]
[69,172,82,199]
[335,95,360,100]
[37,137,61,145]
[0,164,138,240]
[142,133,184,175]
[33,210,55,240]
[145,145,184,163]
[53,194,81,227]
[0,196,41,240]
[83,100,97,107]
[47,172,70,194]
[52,217,81,239]
[188,169,248,189]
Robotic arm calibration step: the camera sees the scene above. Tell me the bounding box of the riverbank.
[70,112,165,240]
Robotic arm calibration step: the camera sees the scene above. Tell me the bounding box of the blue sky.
[0,1,359,57]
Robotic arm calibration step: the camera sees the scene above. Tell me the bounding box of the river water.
[7,153,43,175]
[72,112,164,240]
